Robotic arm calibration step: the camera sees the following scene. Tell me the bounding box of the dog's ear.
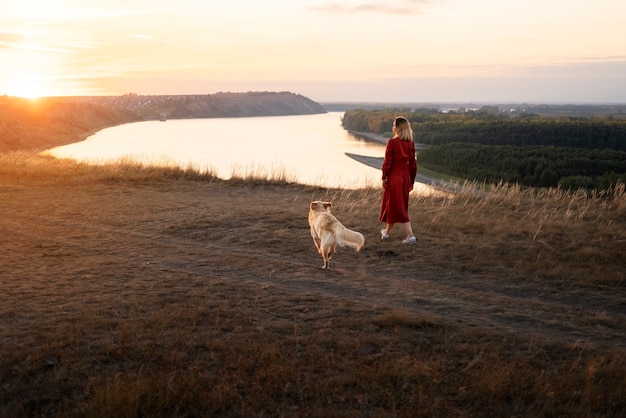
[323,202,332,210]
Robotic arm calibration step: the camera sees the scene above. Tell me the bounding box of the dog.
[308,201,365,269]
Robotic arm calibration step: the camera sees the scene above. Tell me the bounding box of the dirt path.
[2,180,624,353]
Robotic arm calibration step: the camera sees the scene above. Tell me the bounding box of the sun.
[4,76,52,99]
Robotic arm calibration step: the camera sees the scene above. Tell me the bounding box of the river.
[47,111,437,193]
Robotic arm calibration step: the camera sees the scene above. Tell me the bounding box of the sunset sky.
[2,0,625,103]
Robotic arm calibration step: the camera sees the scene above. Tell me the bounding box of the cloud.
[0,32,22,47]
[132,34,154,40]
[311,0,433,15]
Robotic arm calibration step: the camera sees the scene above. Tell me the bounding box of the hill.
[1,154,625,416]
[72,91,326,120]
[0,91,326,152]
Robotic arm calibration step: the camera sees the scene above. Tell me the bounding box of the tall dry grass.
[0,151,306,187]
[314,177,625,287]
[439,180,626,287]
[0,151,219,184]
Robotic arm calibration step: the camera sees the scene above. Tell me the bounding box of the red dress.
[379,137,417,224]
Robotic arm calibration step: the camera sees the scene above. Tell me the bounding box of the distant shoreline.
[346,130,388,144]
[345,130,464,193]
[347,130,429,150]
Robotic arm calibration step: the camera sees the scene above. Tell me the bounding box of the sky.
[1,0,625,103]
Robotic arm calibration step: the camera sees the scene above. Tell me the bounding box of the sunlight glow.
[4,76,50,98]
[0,0,624,102]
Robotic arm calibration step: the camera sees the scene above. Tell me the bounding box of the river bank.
[346,130,465,193]
[348,129,428,150]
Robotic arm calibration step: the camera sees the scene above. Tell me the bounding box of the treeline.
[342,108,626,190]
[422,143,626,190]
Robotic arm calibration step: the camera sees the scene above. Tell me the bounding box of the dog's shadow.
[374,249,399,257]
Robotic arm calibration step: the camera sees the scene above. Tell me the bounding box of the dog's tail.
[335,225,365,252]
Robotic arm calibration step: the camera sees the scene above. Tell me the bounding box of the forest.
[341,107,626,190]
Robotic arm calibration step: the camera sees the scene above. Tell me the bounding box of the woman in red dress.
[379,116,418,244]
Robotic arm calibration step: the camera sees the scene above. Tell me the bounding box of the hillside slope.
[1,159,624,416]
[0,92,326,152]
[0,98,138,152]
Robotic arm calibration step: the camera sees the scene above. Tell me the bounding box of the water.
[47,112,387,189]
[47,111,440,195]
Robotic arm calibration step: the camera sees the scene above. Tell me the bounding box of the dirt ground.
[2,178,624,352]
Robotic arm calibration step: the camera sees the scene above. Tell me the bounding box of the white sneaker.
[380,229,389,241]
[402,236,416,244]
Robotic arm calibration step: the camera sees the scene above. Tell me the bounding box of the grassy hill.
[0,153,625,417]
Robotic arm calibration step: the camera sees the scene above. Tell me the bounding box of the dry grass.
[1,151,219,185]
[1,153,625,417]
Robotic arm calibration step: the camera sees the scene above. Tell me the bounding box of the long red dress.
[379,137,417,224]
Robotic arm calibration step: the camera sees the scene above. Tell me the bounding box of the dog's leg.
[322,247,333,269]
[311,228,322,254]
[313,238,322,254]
[319,245,327,269]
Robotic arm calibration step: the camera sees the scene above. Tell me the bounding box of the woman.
[379,116,417,244]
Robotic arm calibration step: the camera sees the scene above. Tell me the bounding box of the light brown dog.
[308,201,365,269]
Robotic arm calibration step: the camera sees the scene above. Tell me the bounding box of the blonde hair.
[393,117,413,141]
